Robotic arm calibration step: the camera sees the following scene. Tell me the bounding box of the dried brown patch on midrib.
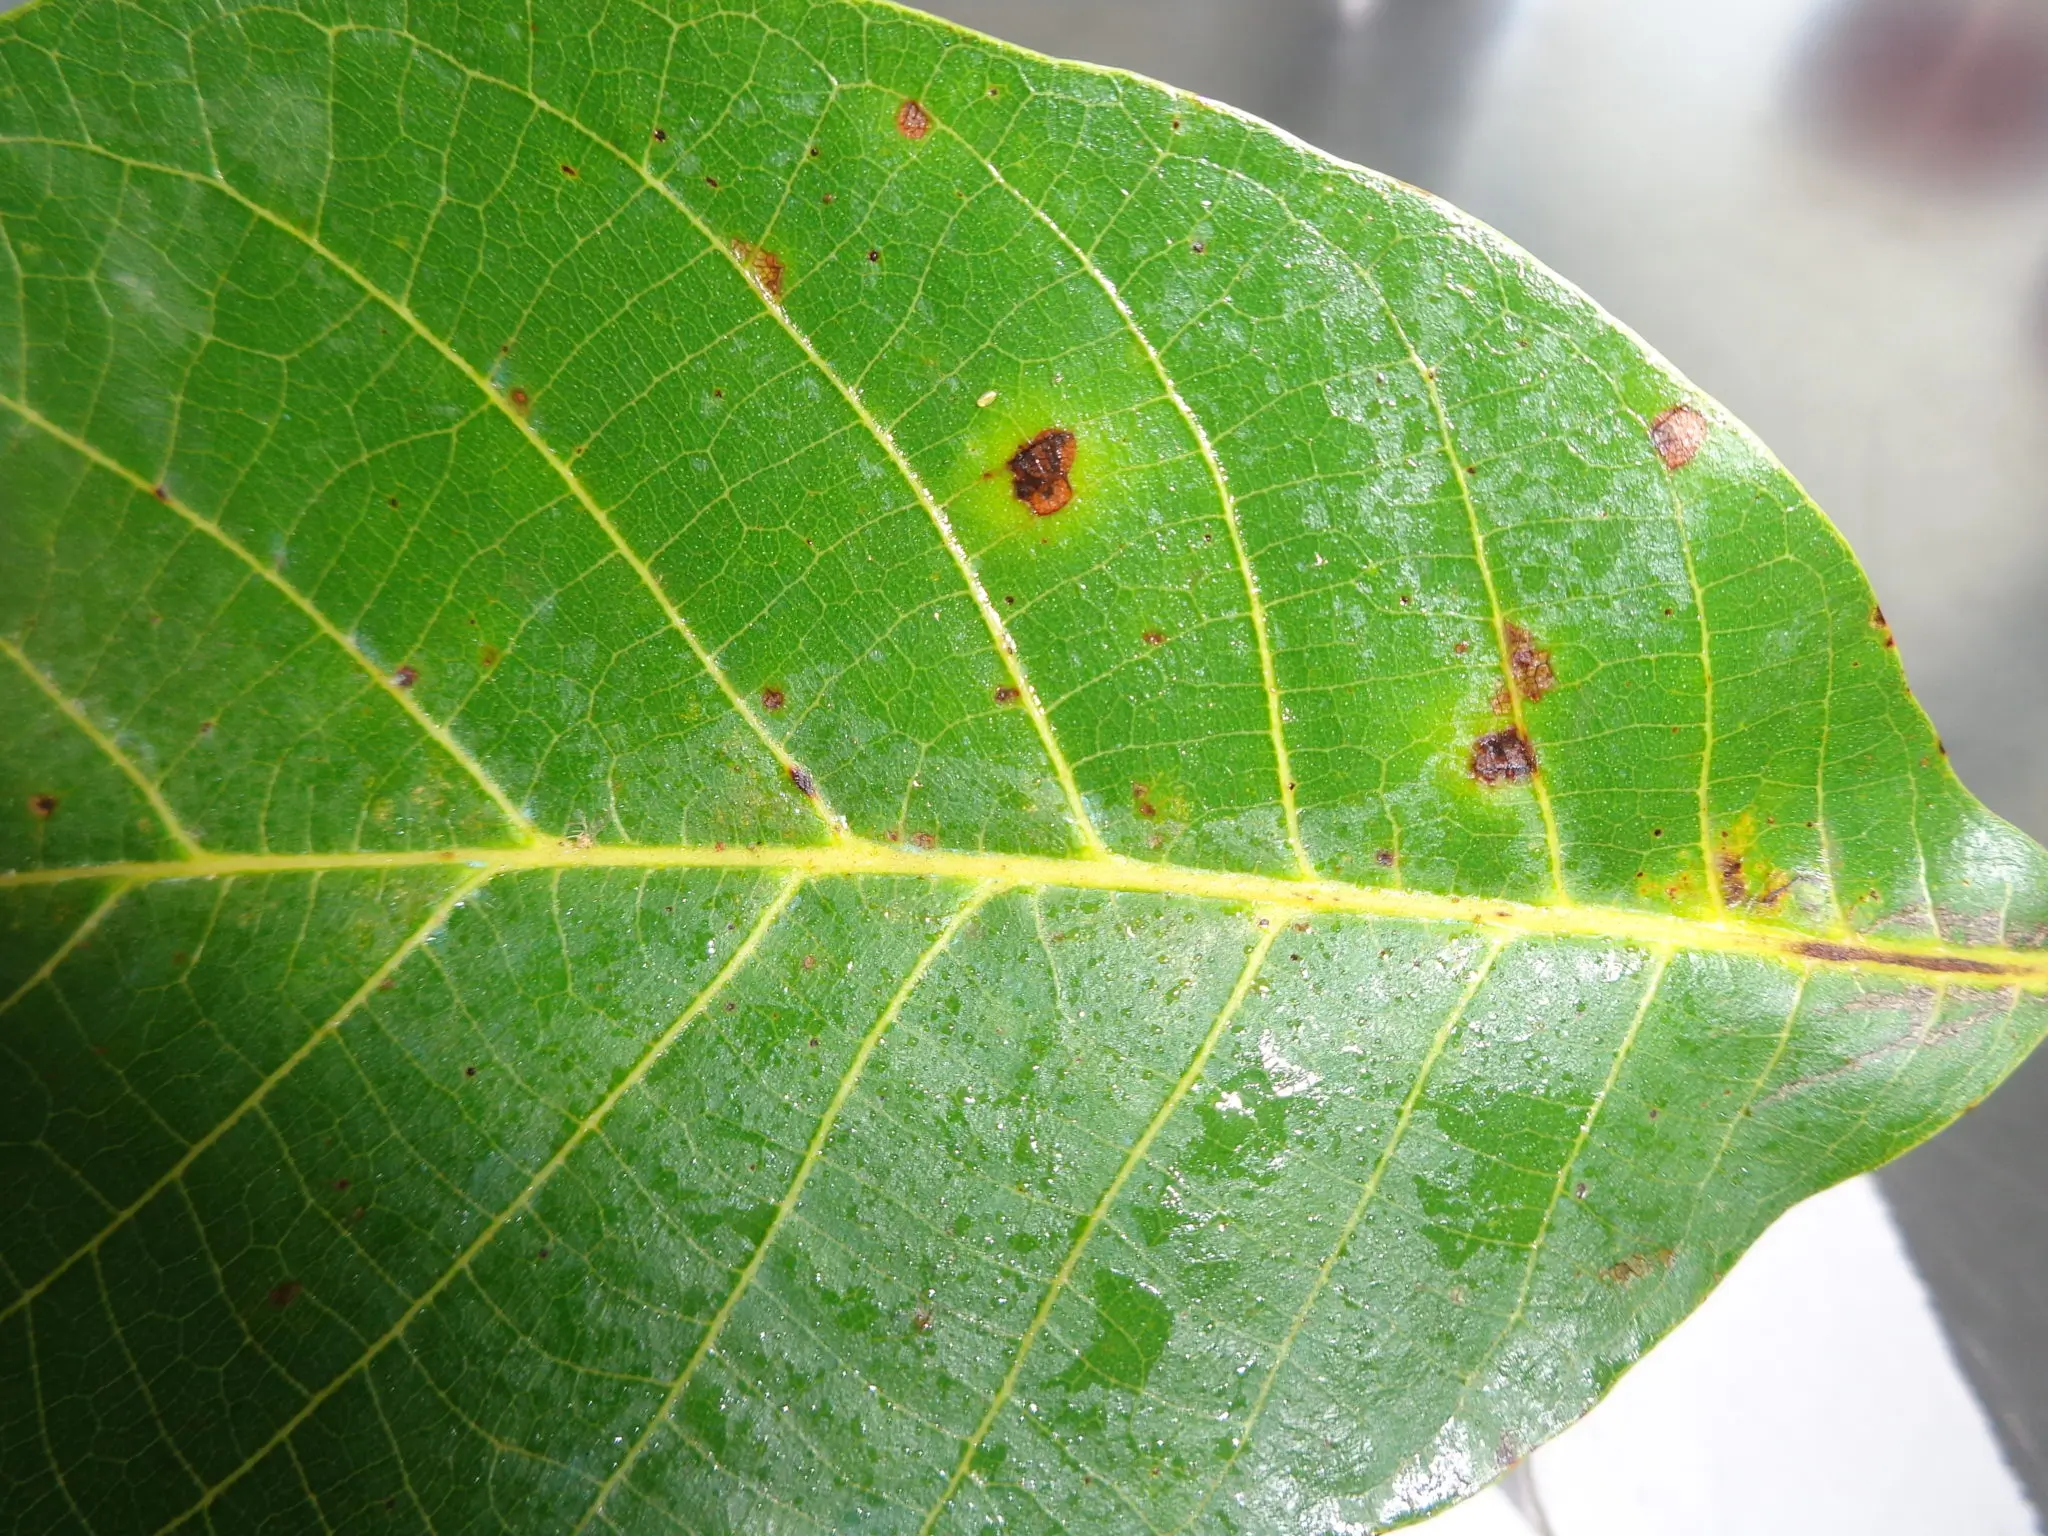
[1794,940,2007,976]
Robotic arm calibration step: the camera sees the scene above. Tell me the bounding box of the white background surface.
[1422,1178,2040,1534]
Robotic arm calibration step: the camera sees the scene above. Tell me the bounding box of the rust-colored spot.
[897,99,931,140]
[912,1304,934,1333]
[1650,404,1708,469]
[1599,1248,1674,1286]
[334,1177,350,1191]
[1142,630,1166,646]
[1794,940,2005,975]
[1717,851,1749,907]
[761,686,787,711]
[1008,428,1076,516]
[1471,728,1536,785]
[1375,848,1396,867]
[1504,622,1556,702]
[1873,605,1896,647]
[266,1280,303,1310]
[508,387,531,414]
[705,175,719,189]
[198,720,215,736]
[993,685,1019,704]
[392,665,417,689]
[29,793,57,819]
[1133,782,1159,819]
[152,483,169,501]
[788,763,817,798]
[560,163,578,177]
[733,241,785,301]
[911,830,937,850]
[478,645,500,670]
[1453,640,1470,655]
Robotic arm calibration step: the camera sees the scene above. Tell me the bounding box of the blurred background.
[909,0,2048,1528]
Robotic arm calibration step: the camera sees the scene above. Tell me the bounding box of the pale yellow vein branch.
[916,916,1282,1534]
[0,138,834,840]
[0,390,541,844]
[0,870,484,1328]
[1181,934,1507,1527]
[923,109,1313,878]
[1372,304,1569,900]
[573,879,998,1533]
[0,634,201,857]
[310,25,1106,858]
[158,870,804,1530]
[0,879,128,1020]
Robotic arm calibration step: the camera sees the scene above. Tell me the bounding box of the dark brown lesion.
[896,99,931,140]
[1792,940,2007,976]
[1470,728,1536,784]
[1008,428,1076,516]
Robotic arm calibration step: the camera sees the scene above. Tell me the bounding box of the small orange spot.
[733,241,785,301]
[1142,631,1165,646]
[29,793,57,819]
[911,830,937,850]
[993,685,1019,704]
[896,99,931,140]
[1650,404,1708,470]
[509,387,531,414]
[761,686,787,711]
[479,645,500,669]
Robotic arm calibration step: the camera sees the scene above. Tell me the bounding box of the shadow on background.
[923,0,2048,1505]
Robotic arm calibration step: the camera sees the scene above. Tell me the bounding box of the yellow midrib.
[7,840,2042,988]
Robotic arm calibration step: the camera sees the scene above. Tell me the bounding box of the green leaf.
[1,0,2041,1529]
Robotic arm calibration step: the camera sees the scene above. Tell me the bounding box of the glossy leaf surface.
[2,1,2045,1530]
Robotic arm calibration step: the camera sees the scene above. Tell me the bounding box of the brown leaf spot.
[1717,850,1749,907]
[993,685,1019,704]
[1375,848,1396,867]
[464,1064,478,1077]
[333,1177,350,1191]
[1873,605,1896,647]
[266,1280,303,1310]
[652,127,667,142]
[391,665,417,689]
[1142,630,1166,646]
[29,793,57,819]
[897,99,931,140]
[198,719,215,736]
[760,686,787,711]
[508,387,531,414]
[479,645,501,670]
[1599,1248,1674,1286]
[1471,728,1537,785]
[1132,783,1159,819]
[1190,240,1205,254]
[1793,940,2006,976]
[560,163,578,177]
[867,248,881,262]
[733,241,785,301]
[1650,404,1708,469]
[152,483,170,502]
[912,1304,935,1333]
[1008,428,1076,516]
[788,763,817,798]
[911,830,937,850]
[1504,622,1556,702]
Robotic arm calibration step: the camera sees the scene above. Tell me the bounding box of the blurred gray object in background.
[921,0,2048,1507]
